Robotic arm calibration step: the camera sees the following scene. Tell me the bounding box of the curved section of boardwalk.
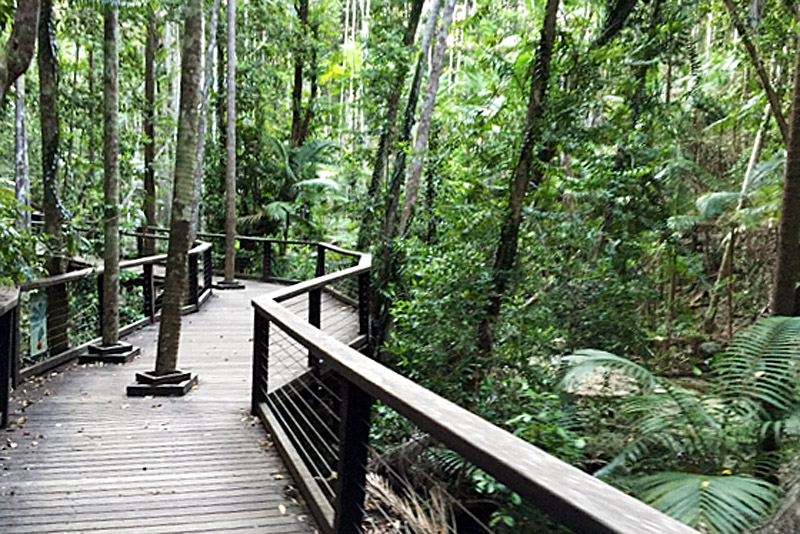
[0,280,357,533]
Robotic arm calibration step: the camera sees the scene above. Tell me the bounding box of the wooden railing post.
[308,245,325,368]
[262,242,272,281]
[357,271,371,353]
[11,301,19,389]
[203,246,213,292]
[136,225,144,257]
[1,310,12,429]
[1,289,20,429]
[252,311,269,414]
[188,252,199,308]
[332,380,372,534]
[142,263,155,322]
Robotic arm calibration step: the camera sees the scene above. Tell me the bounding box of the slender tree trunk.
[771,40,800,316]
[355,0,425,251]
[382,0,442,247]
[0,0,39,104]
[190,0,221,242]
[398,0,457,236]
[591,0,637,49]
[290,0,309,146]
[297,25,318,146]
[15,76,30,229]
[217,13,226,211]
[371,0,448,353]
[88,49,96,185]
[722,0,788,144]
[425,123,440,244]
[39,0,68,355]
[155,0,203,374]
[476,0,560,358]
[102,6,120,347]
[223,0,237,282]
[705,103,771,329]
[143,10,157,256]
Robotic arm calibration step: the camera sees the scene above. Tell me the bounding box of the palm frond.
[715,316,800,412]
[295,177,341,191]
[561,349,658,393]
[742,153,784,196]
[622,472,779,534]
[696,192,740,220]
[366,473,454,534]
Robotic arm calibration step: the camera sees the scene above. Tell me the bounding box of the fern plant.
[559,316,800,533]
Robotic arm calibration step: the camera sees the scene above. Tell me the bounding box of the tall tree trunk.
[425,123,440,244]
[143,10,157,256]
[102,6,120,347]
[355,0,425,251]
[0,0,39,104]
[476,0,560,358]
[223,0,237,282]
[190,0,221,242]
[771,40,800,316]
[155,0,203,374]
[39,0,68,355]
[290,0,309,146]
[398,0,457,236]
[722,0,788,144]
[15,76,30,229]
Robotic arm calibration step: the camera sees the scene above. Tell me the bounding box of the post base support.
[213,279,245,290]
[80,342,141,364]
[126,370,198,397]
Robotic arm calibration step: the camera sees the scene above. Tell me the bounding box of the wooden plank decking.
[0,280,358,533]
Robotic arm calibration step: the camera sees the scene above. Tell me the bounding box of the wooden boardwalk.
[0,280,358,533]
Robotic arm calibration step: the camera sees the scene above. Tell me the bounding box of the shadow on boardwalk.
[0,280,357,533]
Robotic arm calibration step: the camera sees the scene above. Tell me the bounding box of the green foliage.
[0,184,40,285]
[4,0,800,530]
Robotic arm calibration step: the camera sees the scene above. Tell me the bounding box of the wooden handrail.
[0,287,20,316]
[264,263,369,303]
[146,226,365,260]
[251,251,697,534]
[20,241,210,291]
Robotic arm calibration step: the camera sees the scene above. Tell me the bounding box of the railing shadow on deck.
[250,245,700,534]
